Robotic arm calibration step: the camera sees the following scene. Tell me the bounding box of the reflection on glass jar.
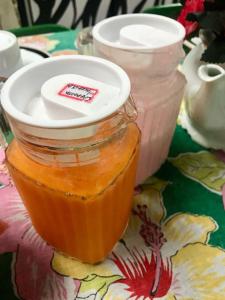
[76,27,94,56]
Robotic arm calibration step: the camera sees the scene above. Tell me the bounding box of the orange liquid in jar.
[6,123,139,264]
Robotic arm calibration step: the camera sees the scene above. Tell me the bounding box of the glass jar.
[1,56,140,264]
[76,26,94,56]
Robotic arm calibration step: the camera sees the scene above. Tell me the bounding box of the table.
[1,30,225,300]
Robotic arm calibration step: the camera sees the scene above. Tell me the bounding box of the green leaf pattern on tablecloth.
[169,151,225,194]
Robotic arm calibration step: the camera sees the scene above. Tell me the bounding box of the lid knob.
[33,73,120,121]
[119,24,175,47]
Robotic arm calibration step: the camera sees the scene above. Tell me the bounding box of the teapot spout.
[198,64,225,82]
[187,63,225,132]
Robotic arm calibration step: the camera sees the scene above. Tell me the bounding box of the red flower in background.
[177,0,205,35]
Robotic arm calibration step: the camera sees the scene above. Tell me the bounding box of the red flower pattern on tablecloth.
[113,249,172,299]
[112,205,172,300]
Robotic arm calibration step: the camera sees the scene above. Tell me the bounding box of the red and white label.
[58,83,98,103]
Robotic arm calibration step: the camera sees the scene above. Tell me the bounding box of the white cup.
[0,30,23,78]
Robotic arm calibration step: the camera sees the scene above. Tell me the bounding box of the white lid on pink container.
[92,14,185,52]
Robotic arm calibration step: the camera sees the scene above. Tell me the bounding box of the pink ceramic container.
[93,14,186,184]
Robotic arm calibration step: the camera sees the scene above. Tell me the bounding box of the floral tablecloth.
[1,30,225,300]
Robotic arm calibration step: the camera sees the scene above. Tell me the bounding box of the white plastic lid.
[1,55,130,129]
[92,14,185,51]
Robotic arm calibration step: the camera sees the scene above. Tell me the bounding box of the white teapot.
[182,42,225,150]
